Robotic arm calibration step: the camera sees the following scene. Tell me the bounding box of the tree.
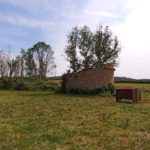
[65,25,121,72]
[78,26,94,69]
[65,26,81,72]
[0,51,9,77]
[32,42,55,78]
[19,49,26,77]
[0,51,22,77]
[13,55,23,77]
[93,25,120,67]
[7,58,19,77]
[24,48,37,77]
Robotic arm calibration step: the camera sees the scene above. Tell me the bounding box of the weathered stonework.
[63,64,115,92]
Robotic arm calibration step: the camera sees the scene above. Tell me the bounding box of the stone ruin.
[62,64,115,93]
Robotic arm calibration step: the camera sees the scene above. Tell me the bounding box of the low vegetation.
[0,77,61,91]
[61,84,116,96]
[115,83,150,89]
[0,83,150,149]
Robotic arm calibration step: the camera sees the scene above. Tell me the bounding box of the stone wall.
[63,64,115,92]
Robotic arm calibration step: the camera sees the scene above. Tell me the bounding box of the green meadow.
[0,83,150,150]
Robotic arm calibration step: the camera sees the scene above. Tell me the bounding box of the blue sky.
[0,0,150,78]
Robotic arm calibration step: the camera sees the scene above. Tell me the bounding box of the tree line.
[0,42,55,78]
[115,77,150,84]
[0,24,121,78]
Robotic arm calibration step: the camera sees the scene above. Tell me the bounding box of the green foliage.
[0,41,55,78]
[62,84,116,95]
[24,48,37,77]
[78,26,94,69]
[14,82,28,91]
[0,77,60,91]
[0,78,12,90]
[7,58,19,77]
[65,26,81,72]
[65,24,121,72]
[32,42,55,78]
[93,26,120,67]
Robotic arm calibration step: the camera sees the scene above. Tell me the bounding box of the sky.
[0,0,150,79]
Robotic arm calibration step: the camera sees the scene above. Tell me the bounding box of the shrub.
[0,77,60,91]
[61,84,116,95]
[0,78,12,90]
[14,82,28,91]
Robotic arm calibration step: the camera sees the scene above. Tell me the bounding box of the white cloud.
[84,10,118,18]
[111,0,150,78]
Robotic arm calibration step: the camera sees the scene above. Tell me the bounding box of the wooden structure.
[116,88,141,103]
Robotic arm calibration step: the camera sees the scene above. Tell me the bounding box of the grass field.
[115,83,150,89]
[0,84,150,149]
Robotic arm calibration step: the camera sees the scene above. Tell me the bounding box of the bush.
[0,78,12,90]
[61,84,116,95]
[0,77,61,91]
[14,82,28,91]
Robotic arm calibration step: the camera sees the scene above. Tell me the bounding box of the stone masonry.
[63,64,115,92]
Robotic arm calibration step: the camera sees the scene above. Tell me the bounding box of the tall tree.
[13,55,23,77]
[32,42,55,78]
[0,51,9,77]
[24,48,37,77]
[93,25,120,67]
[65,26,81,72]
[65,25,121,72]
[7,59,18,77]
[78,26,94,69]
[19,49,26,77]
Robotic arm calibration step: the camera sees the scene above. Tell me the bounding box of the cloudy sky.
[0,0,150,78]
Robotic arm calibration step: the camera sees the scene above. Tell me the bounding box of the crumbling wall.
[63,64,115,92]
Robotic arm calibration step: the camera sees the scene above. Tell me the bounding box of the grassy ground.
[115,83,150,89]
[0,84,150,149]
